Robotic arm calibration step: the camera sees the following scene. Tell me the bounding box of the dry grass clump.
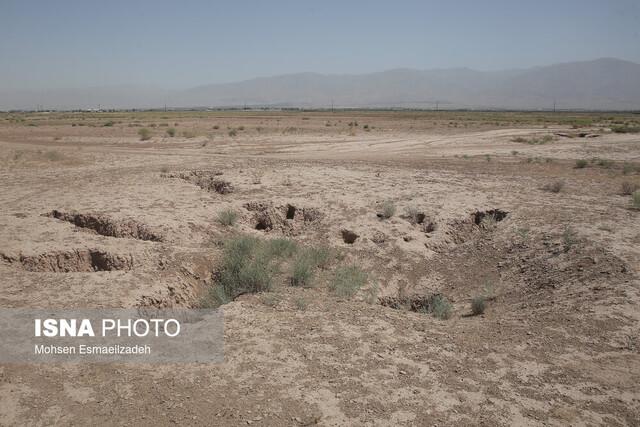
[378,200,396,219]
[470,296,486,316]
[216,209,238,227]
[138,128,152,141]
[543,180,565,193]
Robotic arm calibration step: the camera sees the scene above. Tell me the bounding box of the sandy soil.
[0,111,639,426]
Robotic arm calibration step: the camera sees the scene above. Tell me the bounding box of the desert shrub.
[216,209,238,227]
[471,296,486,316]
[511,136,527,143]
[138,128,152,141]
[543,180,565,193]
[612,125,640,134]
[228,129,237,137]
[201,236,300,307]
[301,245,332,269]
[44,150,64,161]
[182,130,196,138]
[379,200,396,219]
[237,125,245,131]
[290,256,314,287]
[621,181,639,195]
[633,190,640,209]
[485,154,491,162]
[213,125,219,129]
[166,127,176,137]
[103,120,115,127]
[330,266,367,298]
[214,237,275,301]
[264,238,297,258]
[511,150,519,156]
[596,158,613,169]
[575,159,588,169]
[431,295,452,320]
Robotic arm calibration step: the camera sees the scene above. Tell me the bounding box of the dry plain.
[0,111,639,426]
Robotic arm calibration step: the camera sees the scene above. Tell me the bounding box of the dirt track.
[1,111,639,426]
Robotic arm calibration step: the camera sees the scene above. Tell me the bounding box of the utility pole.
[435,101,439,111]
[331,99,334,113]
[553,99,556,113]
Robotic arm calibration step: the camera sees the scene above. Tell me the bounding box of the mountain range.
[2,58,640,111]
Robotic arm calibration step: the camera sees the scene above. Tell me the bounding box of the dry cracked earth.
[0,111,639,426]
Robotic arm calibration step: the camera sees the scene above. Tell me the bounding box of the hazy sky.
[1,0,639,90]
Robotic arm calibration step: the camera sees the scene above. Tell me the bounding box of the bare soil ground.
[1,111,639,426]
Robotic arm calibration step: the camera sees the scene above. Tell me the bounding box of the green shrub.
[166,127,176,137]
[575,159,588,169]
[290,256,314,287]
[471,296,486,316]
[103,120,115,127]
[265,238,298,258]
[633,190,640,209]
[301,245,332,269]
[201,236,295,307]
[216,209,238,227]
[330,266,367,298]
[431,295,452,320]
[138,128,152,141]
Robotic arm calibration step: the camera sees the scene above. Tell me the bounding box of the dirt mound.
[500,235,630,293]
[244,202,323,234]
[164,170,233,194]
[3,249,134,272]
[47,210,163,241]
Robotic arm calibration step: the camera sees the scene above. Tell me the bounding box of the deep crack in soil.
[47,210,163,241]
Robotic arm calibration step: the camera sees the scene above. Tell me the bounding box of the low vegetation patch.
[470,296,486,316]
[543,180,565,193]
[330,265,367,298]
[632,190,640,210]
[216,209,238,227]
[378,200,396,219]
[612,125,640,134]
[138,128,152,141]
[575,159,588,169]
[201,236,283,306]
